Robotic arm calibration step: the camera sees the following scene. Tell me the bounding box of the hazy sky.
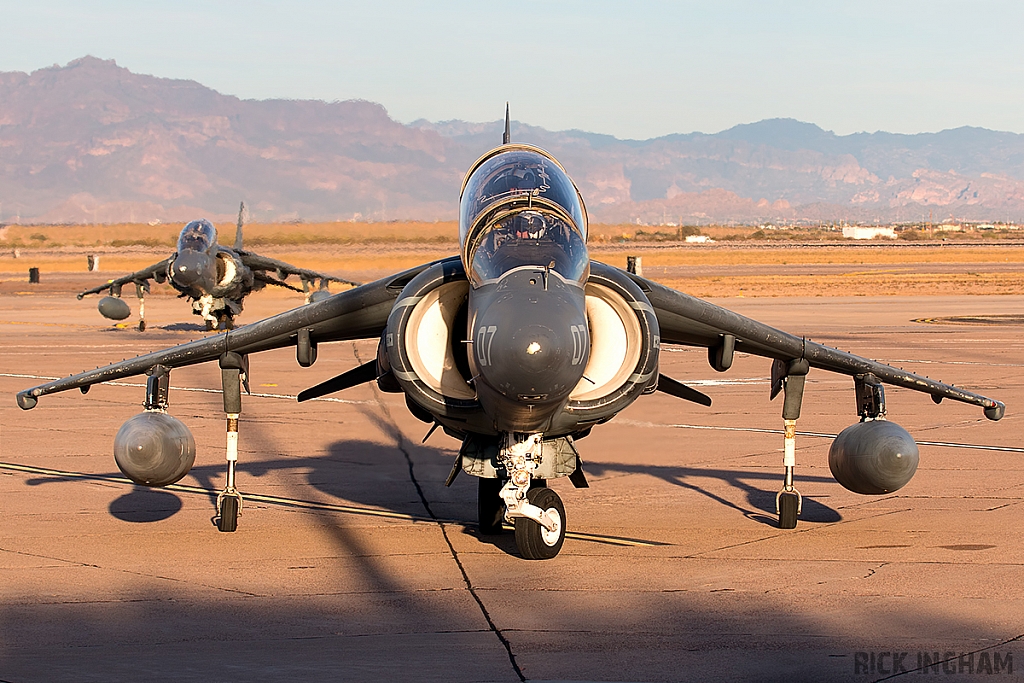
[4,1,1023,139]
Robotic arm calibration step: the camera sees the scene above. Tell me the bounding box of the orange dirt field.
[1,225,1022,298]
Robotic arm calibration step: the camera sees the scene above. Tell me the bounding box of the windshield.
[469,210,588,284]
[177,219,217,253]
[460,146,588,285]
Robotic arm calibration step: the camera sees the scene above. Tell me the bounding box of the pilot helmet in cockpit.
[459,145,589,286]
[177,219,218,253]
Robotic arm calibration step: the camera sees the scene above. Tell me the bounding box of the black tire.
[218,496,239,533]
[778,491,798,529]
[205,319,216,332]
[514,487,566,560]
[478,477,505,535]
[138,320,146,332]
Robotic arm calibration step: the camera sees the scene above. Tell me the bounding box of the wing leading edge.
[239,251,361,288]
[19,257,1005,421]
[77,257,173,299]
[605,263,1004,420]
[17,259,447,410]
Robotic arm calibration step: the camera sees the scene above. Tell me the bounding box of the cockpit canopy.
[460,145,588,286]
[177,219,217,253]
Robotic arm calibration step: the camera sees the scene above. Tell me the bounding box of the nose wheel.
[514,487,565,560]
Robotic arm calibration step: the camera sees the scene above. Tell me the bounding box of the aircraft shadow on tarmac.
[108,489,184,522]
[583,461,842,526]
[12,453,1017,682]
[24,435,841,553]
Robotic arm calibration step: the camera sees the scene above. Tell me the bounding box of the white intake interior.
[570,283,642,402]
[404,281,476,400]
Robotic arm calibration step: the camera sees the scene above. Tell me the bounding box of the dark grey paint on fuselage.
[467,267,589,434]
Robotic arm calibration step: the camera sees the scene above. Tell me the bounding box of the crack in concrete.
[862,562,888,579]
[688,508,909,558]
[355,347,526,683]
[0,546,261,597]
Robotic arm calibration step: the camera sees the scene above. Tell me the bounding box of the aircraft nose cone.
[171,251,209,288]
[509,325,559,376]
[473,272,589,404]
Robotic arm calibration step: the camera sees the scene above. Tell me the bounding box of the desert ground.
[1,239,1023,682]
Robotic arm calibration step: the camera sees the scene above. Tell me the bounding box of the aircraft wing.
[237,250,361,287]
[76,257,174,299]
[18,260,442,410]
[605,262,1005,420]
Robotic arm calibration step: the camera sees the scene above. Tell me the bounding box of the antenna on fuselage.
[503,103,510,145]
[234,201,245,251]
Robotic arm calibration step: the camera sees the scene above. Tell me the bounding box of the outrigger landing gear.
[497,434,566,559]
[772,358,808,529]
[215,352,246,532]
[135,281,149,331]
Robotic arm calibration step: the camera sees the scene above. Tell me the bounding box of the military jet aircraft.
[17,113,1005,559]
[77,203,360,331]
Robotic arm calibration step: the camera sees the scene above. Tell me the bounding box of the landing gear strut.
[496,434,567,559]
[215,352,246,532]
[772,358,808,529]
[135,281,149,331]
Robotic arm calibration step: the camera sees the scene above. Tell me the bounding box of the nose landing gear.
[494,433,568,559]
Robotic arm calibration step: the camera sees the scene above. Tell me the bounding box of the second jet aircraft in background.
[77,202,360,330]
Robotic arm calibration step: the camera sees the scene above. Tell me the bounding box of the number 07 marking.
[477,325,497,366]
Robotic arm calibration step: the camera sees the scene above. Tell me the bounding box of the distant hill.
[3,57,1024,224]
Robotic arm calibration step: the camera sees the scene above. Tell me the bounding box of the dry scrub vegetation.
[1,222,1022,297]
[659,272,1024,298]
[0,221,460,249]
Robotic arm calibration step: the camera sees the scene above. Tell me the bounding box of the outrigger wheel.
[478,477,505,535]
[777,491,799,529]
[217,494,240,533]
[515,487,566,560]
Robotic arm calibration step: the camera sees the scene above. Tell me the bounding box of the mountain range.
[3,57,1024,225]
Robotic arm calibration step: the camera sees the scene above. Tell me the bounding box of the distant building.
[842,226,896,240]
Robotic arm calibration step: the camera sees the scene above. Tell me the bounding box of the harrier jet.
[77,203,359,331]
[18,113,1004,559]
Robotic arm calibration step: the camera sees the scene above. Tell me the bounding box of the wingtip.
[16,391,37,410]
[984,401,1005,421]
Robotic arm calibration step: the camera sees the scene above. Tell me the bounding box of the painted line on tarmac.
[0,461,666,548]
[0,372,367,405]
[631,421,1023,453]
[0,320,97,329]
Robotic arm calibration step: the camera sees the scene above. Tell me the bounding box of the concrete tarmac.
[1,284,1023,682]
